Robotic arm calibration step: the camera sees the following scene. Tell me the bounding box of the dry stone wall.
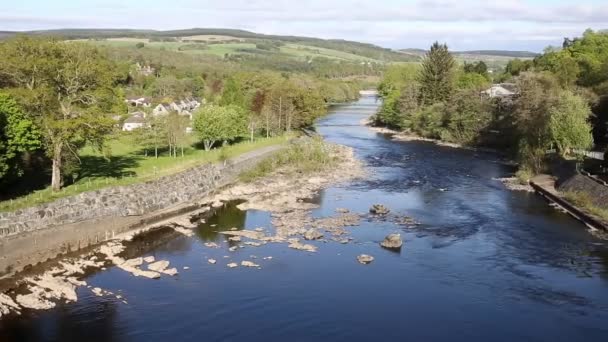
[0,146,281,239]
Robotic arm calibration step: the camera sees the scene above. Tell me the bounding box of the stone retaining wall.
[552,158,608,210]
[0,145,282,239]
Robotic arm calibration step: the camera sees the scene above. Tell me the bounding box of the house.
[122,112,146,131]
[134,62,155,76]
[481,83,517,98]
[152,103,171,117]
[152,99,202,117]
[125,96,152,108]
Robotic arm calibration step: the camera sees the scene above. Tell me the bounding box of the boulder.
[303,229,323,240]
[380,234,403,249]
[241,261,260,268]
[357,254,374,264]
[369,204,390,215]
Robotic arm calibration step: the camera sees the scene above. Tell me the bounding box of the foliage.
[443,89,492,145]
[193,105,249,150]
[418,42,455,105]
[0,93,41,184]
[0,36,125,191]
[548,91,594,156]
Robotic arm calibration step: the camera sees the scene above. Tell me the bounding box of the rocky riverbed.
[0,142,384,318]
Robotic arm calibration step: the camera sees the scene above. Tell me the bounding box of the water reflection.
[195,201,247,242]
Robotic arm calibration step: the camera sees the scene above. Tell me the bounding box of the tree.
[512,72,561,171]
[0,36,124,191]
[443,89,492,145]
[136,42,145,49]
[464,61,489,78]
[164,112,190,157]
[192,105,248,150]
[549,91,594,156]
[0,93,41,184]
[219,78,246,108]
[418,42,455,105]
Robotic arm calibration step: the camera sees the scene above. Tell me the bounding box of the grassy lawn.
[280,43,375,62]
[0,134,290,212]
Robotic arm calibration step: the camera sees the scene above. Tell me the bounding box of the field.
[0,134,290,212]
[81,38,386,62]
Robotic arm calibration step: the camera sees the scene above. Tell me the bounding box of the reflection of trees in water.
[0,298,121,342]
[196,201,247,242]
[121,227,191,259]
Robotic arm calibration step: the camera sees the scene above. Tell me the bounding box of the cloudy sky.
[1,0,607,51]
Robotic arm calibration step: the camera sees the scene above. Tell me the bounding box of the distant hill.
[0,28,416,62]
[399,48,538,59]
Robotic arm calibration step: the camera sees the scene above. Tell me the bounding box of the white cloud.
[1,0,606,51]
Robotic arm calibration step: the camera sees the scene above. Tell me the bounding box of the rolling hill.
[0,28,415,63]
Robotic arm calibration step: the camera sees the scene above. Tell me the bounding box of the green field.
[82,38,383,62]
[0,134,290,212]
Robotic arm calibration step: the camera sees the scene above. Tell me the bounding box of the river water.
[2,97,608,341]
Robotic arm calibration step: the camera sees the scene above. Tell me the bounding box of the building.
[481,83,517,98]
[152,99,202,117]
[125,96,152,108]
[122,112,146,131]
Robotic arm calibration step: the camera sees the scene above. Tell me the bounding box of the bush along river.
[1,96,608,341]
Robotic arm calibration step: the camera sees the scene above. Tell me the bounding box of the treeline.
[0,36,364,193]
[374,29,608,174]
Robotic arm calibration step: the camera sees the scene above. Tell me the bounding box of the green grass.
[563,191,608,222]
[0,135,290,212]
[280,43,376,62]
[239,137,337,182]
[82,39,383,62]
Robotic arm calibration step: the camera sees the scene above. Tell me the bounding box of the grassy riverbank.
[239,138,338,182]
[0,135,290,212]
[563,191,608,222]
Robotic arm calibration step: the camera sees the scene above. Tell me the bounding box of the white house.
[125,96,151,108]
[481,83,517,98]
[152,103,171,117]
[122,112,146,131]
[152,99,202,117]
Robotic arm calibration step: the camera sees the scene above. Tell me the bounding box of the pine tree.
[418,42,455,105]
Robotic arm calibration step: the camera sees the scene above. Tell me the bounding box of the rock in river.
[303,229,323,240]
[380,234,403,249]
[369,204,390,215]
[357,254,374,264]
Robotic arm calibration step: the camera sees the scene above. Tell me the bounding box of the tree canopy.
[0,36,125,190]
[192,105,249,150]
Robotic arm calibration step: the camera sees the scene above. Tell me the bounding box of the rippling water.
[2,97,608,341]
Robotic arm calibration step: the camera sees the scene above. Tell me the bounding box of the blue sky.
[1,0,607,51]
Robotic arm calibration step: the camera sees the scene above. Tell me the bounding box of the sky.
[1,0,607,52]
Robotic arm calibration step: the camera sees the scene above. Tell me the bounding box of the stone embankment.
[0,145,284,277]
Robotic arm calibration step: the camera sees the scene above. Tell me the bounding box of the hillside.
[0,28,416,63]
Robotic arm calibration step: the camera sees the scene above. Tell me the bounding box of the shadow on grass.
[75,155,142,181]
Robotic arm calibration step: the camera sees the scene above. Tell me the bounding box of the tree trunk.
[204,140,214,151]
[51,142,63,192]
[155,145,158,158]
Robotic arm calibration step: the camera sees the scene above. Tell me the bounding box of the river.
[1,97,608,341]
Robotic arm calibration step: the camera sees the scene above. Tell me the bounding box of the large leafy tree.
[0,93,41,184]
[0,36,125,191]
[549,91,594,156]
[192,105,248,150]
[418,42,455,105]
[512,72,561,171]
